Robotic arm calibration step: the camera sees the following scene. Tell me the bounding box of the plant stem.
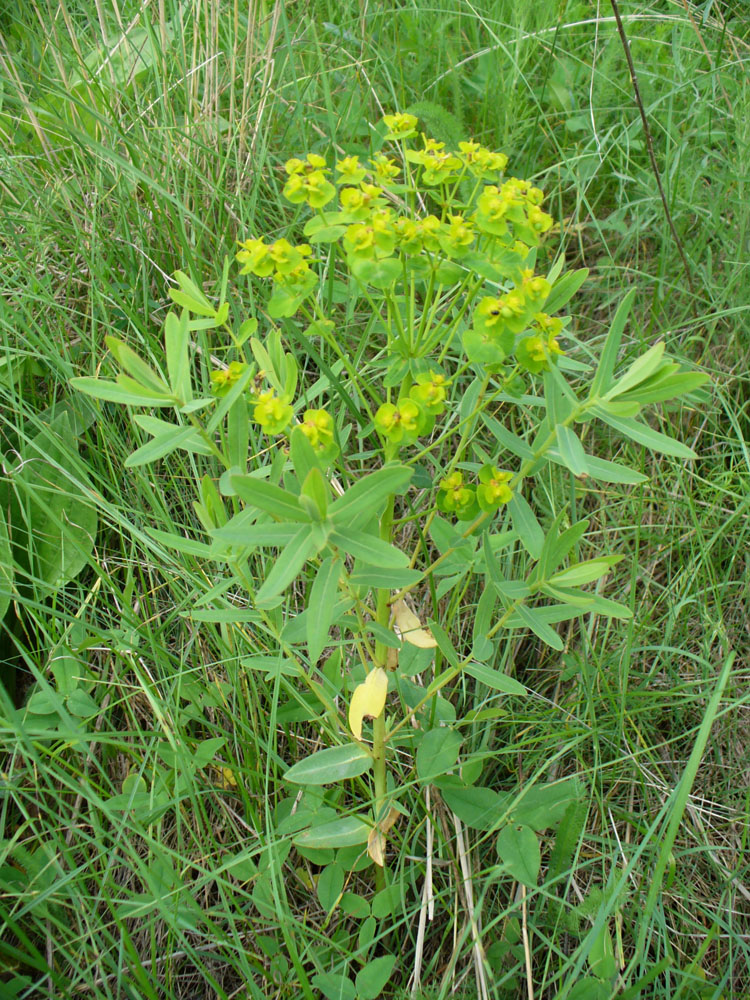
[371,492,395,890]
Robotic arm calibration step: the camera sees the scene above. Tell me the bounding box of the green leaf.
[589,287,637,398]
[227,395,249,471]
[437,780,504,830]
[536,513,587,582]
[0,514,13,619]
[512,604,564,650]
[169,270,216,317]
[5,414,98,591]
[230,474,309,522]
[496,823,541,886]
[241,655,300,679]
[566,979,611,1000]
[255,526,319,606]
[351,256,401,289]
[507,777,583,831]
[317,863,344,912]
[311,972,356,1000]
[541,585,633,621]
[301,467,329,521]
[349,565,422,589]
[105,336,171,394]
[124,427,197,467]
[548,799,589,882]
[588,922,616,980]
[506,604,588,627]
[307,557,343,664]
[371,885,400,919]
[548,452,647,484]
[416,728,462,782]
[542,267,589,314]
[481,414,535,461]
[508,493,544,560]
[294,816,372,849]
[427,620,459,667]
[330,527,408,568]
[211,514,297,548]
[591,409,698,458]
[355,956,398,1000]
[464,662,527,696]
[544,368,576,426]
[70,376,174,406]
[618,369,709,406]
[284,745,372,785]
[549,555,623,587]
[133,415,213,455]
[147,527,216,557]
[555,424,588,476]
[164,310,192,401]
[329,465,413,528]
[604,341,665,399]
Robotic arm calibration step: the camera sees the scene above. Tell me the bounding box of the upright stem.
[372,493,395,890]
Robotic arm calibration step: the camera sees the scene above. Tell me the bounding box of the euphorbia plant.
[73,112,707,904]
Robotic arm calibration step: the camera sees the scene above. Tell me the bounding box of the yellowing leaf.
[392,599,437,649]
[349,667,388,740]
[367,806,400,867]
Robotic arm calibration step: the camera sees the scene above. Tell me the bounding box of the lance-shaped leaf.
[164,310,192,401]
[307,557,343,663]
[168,270,217,317]
[392,599,437,648]
[349,667,388,740]
[603,342,665,399]
[255,525,319,606]
[589,287,636,398]
[331,526,409,568]
[549,554,624,587]
[105,336,171,394]
[71,376,174,406]
[591,409,698,459]
[230,474,310,522]
[0,513,13,620]
[329,465,413,528]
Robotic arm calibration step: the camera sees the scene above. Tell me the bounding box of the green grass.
[1,1,749,998]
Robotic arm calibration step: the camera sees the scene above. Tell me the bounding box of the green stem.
[371,492,395,890]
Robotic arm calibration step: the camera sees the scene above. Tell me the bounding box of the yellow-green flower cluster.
[475,179,552,243]
[298,408,338,462]
[282,154,336,209]
[409,371,450,415]
[437,465,513,521]
[516,313,566,374]
[236,237,317,317]
[374,398,424,447]
[374,370,451,450]
[406,136,462,186]
[382,113,418,140]
[237,237,312,279]
[253,389,293,436]
[464,268,554,365]
[437,471,477,521]
[210,361,249,396]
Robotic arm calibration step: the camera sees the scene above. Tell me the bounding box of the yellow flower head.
[236,237,273,277]
[382,112,418,139]
[336,155,366,185]
[371,153,400,184]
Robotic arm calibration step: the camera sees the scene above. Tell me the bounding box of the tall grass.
[1,1,748,997]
